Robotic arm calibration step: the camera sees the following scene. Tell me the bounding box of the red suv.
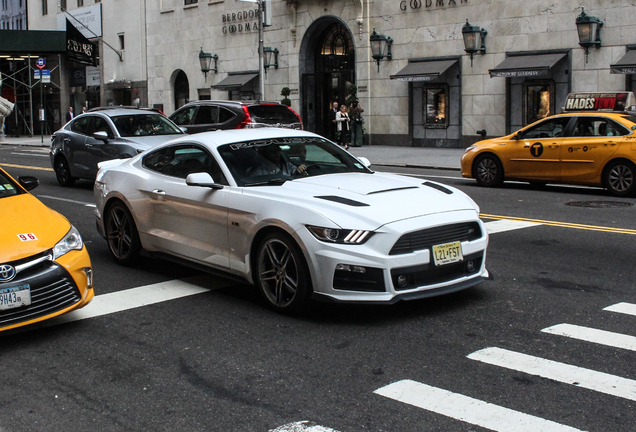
[169,100,303,134]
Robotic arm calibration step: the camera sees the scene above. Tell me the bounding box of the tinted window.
[0,169,24,198]
[194,105,219,125]
[71,116,93,135]
[112,114,183,137]
[572,117,631,137]
[518,117,570,139]
[143,145,228,184]
[218,107,235,123]
[218,137,371,186]
[91,116,114,138]
[171,106,196,126]
[247,105,300,124]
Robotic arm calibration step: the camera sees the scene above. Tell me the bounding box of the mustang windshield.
[218,137,372,186]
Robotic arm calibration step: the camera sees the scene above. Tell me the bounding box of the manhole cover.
[565,201,634,208]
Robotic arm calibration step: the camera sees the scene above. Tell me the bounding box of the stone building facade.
[24,0,636,147]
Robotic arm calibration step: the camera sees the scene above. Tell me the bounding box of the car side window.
[171,106,197,126]
[91,116,114,139]
[518,117,571,139]
[194,106,219,125]
[71,116,93,136]
[218,107,235,124]
[143,145,228,184]
[572,117,631,137]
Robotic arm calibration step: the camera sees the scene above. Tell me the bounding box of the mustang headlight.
[307,226,373,244]
[53,225,84,260]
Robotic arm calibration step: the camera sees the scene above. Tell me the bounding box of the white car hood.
[245,172,479,229]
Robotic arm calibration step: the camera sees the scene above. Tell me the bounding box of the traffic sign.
[36,58,46,69]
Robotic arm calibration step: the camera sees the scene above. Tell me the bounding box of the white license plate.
[432,241,463,266]
[0,284,32,311]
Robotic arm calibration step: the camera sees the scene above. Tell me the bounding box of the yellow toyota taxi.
[0,167,93,332]
[461,92,636,197]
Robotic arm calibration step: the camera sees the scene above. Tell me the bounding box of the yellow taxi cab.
[461,92,636,196]
[0,167,93,332]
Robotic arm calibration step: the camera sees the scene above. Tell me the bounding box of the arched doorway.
[300,18,355,137]
[173,70,190,110]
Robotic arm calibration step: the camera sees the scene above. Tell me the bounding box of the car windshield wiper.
[243,178,289,187]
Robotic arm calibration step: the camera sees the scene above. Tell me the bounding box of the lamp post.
[263,47,279,71]
[369,28,392,73]
[462,19,487,67]
[575,7,603,63]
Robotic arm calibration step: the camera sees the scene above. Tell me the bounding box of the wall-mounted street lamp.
[370,28,392,73]
[462,19,487,67]
[199,48,218,81]
[263,47,279,71]
[575,7,603,63]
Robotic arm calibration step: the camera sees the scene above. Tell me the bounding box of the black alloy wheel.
[474,154,504,187]
[255,232,311,313]
[604,160,636,197]
[54,156,76,187]
[105,202,141,265]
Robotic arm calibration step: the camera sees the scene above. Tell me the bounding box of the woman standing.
[349,100,364,147]
[335,104,350,149]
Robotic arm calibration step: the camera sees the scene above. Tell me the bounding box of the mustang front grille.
[389,222,482,255]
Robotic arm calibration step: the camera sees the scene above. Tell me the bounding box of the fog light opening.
[396,274,409,288]
[466,260,476,273]
[336,264,367,274]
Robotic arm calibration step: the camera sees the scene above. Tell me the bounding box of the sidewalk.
[0,135,464,171]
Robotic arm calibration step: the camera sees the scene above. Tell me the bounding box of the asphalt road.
[1,145,636,432]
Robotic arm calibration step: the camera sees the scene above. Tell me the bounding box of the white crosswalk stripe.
[468,347,636,401]
[604,302,636,317]
[542,323,636,352]
[375,380,584,432]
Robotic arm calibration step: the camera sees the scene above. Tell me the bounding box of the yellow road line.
[0,162,54,172]
[481,213,636,235]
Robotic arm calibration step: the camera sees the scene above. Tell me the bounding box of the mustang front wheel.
[255,232,311,313]
[105,202,141,265]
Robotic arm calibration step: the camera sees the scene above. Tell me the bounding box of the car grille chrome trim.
[389,222,482,255]
[0,256,81,328]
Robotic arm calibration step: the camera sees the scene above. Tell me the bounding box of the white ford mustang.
[94,128,489,312]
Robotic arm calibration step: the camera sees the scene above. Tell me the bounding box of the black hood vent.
[315,195,369,207]
[422,181,453,195]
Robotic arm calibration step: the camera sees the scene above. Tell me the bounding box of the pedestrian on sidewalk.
[335,104,350,149]
[65,107,74,122]
[349,100,364,147]
[329,101,339,141]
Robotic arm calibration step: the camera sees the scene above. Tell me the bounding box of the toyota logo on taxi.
[0,265,17,282]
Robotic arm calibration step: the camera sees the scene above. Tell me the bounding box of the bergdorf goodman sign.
[222,9,260,34]
[400,0,468,11]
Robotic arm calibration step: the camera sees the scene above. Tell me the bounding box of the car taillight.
[237,105,253,128]
[287,106,304,130]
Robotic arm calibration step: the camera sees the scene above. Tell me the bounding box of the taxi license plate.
[0,284,32,311]
[432,241,463,266]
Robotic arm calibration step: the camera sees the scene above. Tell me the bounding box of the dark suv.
[169,100,303,134]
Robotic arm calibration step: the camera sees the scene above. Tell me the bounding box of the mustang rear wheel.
[54,156,76,187]
[105,202,141,265]
[474,154,504,187]
[255,232,311,313]
[604,160,636,197]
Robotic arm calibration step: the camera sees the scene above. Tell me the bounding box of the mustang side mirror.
[357,156,372,168]
[186,172,224,189]
[17,176,39,191]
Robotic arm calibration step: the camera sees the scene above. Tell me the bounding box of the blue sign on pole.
[36,58,46,69]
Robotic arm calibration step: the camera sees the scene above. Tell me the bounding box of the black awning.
[211,72,259,90]
[489,53,566,78]
[611,50,636,74]
[390,59,457,82]
[0,30,66,54]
